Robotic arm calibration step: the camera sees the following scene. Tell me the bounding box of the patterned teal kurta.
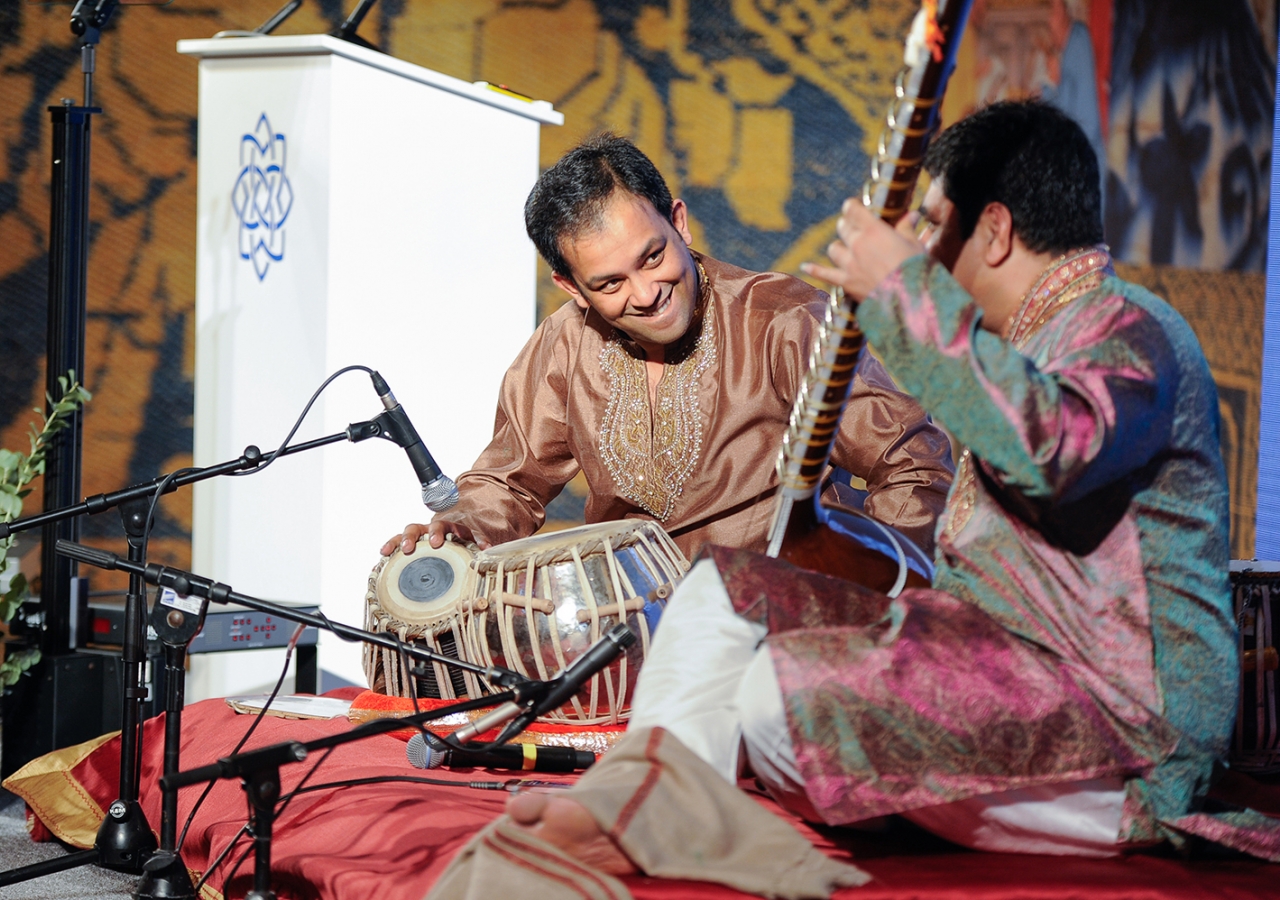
[712,248,1280,857]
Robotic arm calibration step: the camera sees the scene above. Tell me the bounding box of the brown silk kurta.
[434,253,953,558]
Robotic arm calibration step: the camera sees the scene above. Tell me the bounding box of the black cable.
[176,623,306,854]
[314,608,361,642]
[129,468,198,810]
[140,467,195,561]
[219,836,256,893]
[274,746,333,820]
[142,365,375,869]
[192,822,250,894]
[228,364,374,478]
[286,774,516,793]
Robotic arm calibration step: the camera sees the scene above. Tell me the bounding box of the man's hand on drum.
[380,520,485,557]
[802,198,924,301]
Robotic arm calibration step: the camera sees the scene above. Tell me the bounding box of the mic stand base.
[93,800,156,873]
[135,850,197,900]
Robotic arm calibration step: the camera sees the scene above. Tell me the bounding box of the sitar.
[763,0,974,595]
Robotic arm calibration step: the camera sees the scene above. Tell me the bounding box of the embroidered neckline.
[943,245,1112,542]
[597,262,715,520]
[1004,245,1113,350]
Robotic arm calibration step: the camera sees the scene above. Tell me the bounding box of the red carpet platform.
[5,692,1275,900]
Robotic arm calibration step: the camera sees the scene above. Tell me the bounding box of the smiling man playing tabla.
[382,133,952,562]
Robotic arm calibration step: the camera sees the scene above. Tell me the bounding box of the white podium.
[176,34,561,701]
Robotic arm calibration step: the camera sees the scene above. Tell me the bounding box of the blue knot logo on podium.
[232,113,293,281]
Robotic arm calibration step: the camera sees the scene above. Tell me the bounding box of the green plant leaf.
[1,372,90,528]
[0,492,22,520]
[0,648,41,688]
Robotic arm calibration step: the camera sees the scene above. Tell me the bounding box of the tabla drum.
[364,537,482,701]
[463,520,689,724]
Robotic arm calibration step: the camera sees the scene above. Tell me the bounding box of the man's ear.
[980,202,1015,267]
[553,272,592,311]
[670,199,694,246]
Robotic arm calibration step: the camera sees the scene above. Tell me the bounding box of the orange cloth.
[346,690,628,753]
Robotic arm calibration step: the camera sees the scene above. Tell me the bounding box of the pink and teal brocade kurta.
[710,247,1280,858]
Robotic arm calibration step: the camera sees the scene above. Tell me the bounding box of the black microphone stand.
[0,420,386,895]
[55,539,585,900]
[134,577,209,897]
[166,693,516,900]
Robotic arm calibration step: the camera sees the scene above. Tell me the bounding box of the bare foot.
[506,791,639,876]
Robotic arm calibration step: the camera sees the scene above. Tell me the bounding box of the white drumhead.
[374,538,474,627]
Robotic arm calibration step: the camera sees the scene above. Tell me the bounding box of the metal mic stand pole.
[133,586,209,899]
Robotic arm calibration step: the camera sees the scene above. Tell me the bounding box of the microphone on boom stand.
[406,733,595,772]
[450,623,637,747]
[369,371,459,512]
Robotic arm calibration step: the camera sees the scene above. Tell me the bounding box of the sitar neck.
[765,0,973,559]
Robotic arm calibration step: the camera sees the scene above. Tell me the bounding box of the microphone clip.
[370,409,414,449]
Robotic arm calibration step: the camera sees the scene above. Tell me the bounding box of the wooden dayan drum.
[363,537,481,700]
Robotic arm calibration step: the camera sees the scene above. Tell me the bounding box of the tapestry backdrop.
[0,0,1272,595]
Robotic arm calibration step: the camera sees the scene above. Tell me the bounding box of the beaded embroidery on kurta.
[597,270,716,520]
[943,246,1112,541]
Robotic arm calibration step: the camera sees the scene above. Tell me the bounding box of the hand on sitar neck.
[764,0,974,592]
[803,201,931,303]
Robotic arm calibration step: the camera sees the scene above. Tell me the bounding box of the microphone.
[406,733,595,772]
[450,624,637,745]
[494,624,637,744]
[370,371,458,512]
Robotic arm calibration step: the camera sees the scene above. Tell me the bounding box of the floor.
[0,790,134,899]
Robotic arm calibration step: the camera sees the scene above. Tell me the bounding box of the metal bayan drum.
[363,537,482,701]
[465,520,689,724]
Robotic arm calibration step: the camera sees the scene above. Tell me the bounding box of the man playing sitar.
[428,99,1279,900]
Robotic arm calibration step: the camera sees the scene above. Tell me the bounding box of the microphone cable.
[120,466,199,801]
[176,622,308,855]
[148,363,382,854]
[228,363,376,478]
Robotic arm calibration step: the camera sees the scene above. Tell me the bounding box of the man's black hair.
[524,133,675,280]
[923,100,1103,254]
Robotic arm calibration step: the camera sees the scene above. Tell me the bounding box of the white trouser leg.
[737,645,823,821]
[628,559,766,781]
[903,780,1125,857]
